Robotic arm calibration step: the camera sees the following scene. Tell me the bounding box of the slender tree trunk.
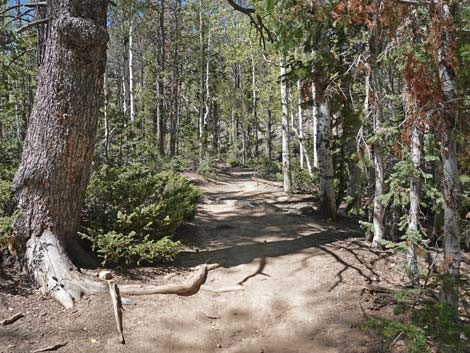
[345,137,362,214]
[311,81,318,169]
[128,20,135,123]
[121,61,128,115]
[369,6,385,247]
[154,0,166,156]
[251,51,259,159]
[104,72,110,160]
[371,80,385,247]
[169,0,181,156]
[280,55,292,193]
[315,84,336,219]
[297,80,304,170]
[407,123,421,286]
[12,0,109,308]
[198,0,205,160]
[435,1,461,308]
[201,28,211,159]
[265,107,272,161]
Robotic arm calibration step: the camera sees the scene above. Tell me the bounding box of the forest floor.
[1,168,413,353]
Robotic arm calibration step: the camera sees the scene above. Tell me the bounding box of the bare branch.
[226,0,255,14]
[226,0,274,49]
[0,2,46,16]
[16,18,49,34]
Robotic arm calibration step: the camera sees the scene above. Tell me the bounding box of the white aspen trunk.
[311,82,318,169]
[297,80,304,170]
[280,55,292,193]
[203,29,211,143]
[104,72,110,159]
[265,107,272,161]
[407,123,421,286]
[316,93,336,219]
[121,69,128,115]
[198,0,205,158]
[128,21,135,122]
[251,51,259,159]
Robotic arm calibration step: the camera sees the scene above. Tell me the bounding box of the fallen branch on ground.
[1,313,24,325]
[32,342,68,353]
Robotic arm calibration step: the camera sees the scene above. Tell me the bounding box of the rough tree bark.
[434,0,461,308]
[296,80,313,176]
[407,123,421,287]
[315,81,336,219]
[12,0,109,307]
[369,2,385,248]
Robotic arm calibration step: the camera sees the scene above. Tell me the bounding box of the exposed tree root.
[25,230,106,308]
[118,263,220,296]
[1,312,24,325]
[32,342,68,353]
[26,230,220,308]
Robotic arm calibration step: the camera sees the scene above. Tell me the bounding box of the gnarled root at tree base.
[25,229,218,308]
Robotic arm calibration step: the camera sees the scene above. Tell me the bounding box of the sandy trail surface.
[1,169,390,353]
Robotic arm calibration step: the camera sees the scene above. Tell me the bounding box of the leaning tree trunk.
[12,0,109,308]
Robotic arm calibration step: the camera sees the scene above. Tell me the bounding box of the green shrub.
[254,159,281,181]
[362,276,470,353]
[197,157,217,178]
[81,164,202,265]
[292,168,319,194]
[0,165,16,249]
[80,231,180,266]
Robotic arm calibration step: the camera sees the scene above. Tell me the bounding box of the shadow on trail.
[175,228,358,269]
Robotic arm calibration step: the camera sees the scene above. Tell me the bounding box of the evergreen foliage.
[80,165,202,265]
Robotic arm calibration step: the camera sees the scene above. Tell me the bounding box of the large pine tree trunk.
[12,0,109,308]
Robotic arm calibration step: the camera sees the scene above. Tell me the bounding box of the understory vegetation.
[80,165,202,265]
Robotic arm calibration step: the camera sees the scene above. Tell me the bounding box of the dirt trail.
[1,169,391,353]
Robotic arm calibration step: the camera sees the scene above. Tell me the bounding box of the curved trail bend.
[117,169,385,353]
